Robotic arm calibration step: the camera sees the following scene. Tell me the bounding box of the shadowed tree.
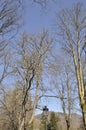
[49,112,59,130]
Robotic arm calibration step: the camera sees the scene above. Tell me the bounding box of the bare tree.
[0,0,56,83]
[0,0,22,87]
[0,85,33,130]
[11,31,53,130]
[31,0,56,8]
[0,0,22,51]
[48,55,79,130]
[55,2,86,129]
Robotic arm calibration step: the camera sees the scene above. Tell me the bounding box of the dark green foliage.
[47,123,51,130]
[40,112,59,130]
[49,112,59,130]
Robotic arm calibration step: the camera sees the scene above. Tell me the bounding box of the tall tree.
[12,31,53,130]
[0,0,22,86]
[55,2,86,129]
[0,0,21,50]
[48,56,78,130]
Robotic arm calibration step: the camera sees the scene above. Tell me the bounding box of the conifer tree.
[49,112,59,130]
[40,114,46,130]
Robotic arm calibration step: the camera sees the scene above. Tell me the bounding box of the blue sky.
[23,0,86,34]
[21,0,86,114]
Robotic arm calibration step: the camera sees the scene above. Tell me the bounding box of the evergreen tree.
[39,114,46,130]
[40,112,60,130]
[49,112,59,130]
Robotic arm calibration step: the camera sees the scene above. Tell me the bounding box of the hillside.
[33,112,84,130]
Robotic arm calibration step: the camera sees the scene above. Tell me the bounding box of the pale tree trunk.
[18,71,35,130]
[56,3,86,129]
[29,62,43,126]
[19,118,24,130]
[65,21,86,129]
[72,38,86,129]
[29,85,39,125]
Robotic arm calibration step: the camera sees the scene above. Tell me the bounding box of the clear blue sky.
[23,0,86,34]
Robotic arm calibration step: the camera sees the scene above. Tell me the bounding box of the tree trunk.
[82,111,86,130]
[66,120,70,130]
